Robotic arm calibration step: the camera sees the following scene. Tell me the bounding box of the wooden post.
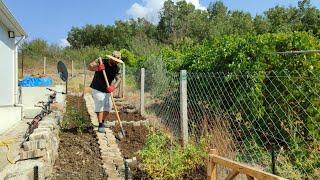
[71,60,74,77]
[180,70,188,146]
[122,63,126,98]
[82,59,87,96]
[140,68,145,116]
[43,57,46,75]
[207,149,218,180]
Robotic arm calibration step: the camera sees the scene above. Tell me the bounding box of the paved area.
[0,118,30,172]
[84,93,125,179]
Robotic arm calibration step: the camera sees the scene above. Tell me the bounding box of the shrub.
[162,32,320,177]
[139,130,207,179]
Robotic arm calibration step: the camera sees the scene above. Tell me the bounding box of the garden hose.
[0,138,16,164]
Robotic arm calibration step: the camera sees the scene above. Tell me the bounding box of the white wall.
[0,23,15,106]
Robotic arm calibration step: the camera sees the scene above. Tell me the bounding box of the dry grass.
[199,115,237,159]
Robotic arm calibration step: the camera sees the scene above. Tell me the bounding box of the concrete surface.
[0,117,30,172]
[0,106,22,133]
[21,85,66,119]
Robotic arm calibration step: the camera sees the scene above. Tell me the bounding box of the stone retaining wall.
[0,112,62,180]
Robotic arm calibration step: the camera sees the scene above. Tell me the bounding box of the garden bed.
[108,112,145,122]
[111,123,206,180]
[111,123,150,179]
[110,125,148,159]
[52,96,106,179]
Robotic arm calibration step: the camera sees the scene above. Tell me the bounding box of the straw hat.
[107,51,124,64]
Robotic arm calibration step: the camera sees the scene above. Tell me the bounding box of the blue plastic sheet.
[19,76,53,87]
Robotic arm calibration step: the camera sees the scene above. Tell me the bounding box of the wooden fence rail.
[207,149,287,180]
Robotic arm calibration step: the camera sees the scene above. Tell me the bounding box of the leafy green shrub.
[162,32,320,178]
[120,49,138,67]
[61,96,91,133]
[139,130,206,179]
[61,107,89,133]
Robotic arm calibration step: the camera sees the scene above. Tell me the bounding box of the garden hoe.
[98,58,126,139]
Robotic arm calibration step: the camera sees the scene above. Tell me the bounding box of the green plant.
[139,130,207,179]
[61,99,91,133]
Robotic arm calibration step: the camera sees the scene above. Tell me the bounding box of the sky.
[3,0,320,47]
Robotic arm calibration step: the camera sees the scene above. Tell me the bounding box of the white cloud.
[184,0,206,10]
[126,0,206,23]
[58,38,70,48]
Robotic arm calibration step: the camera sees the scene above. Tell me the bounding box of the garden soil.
[52,96,106,180]
[108,112,145,122]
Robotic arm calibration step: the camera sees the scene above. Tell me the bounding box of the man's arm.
[112,72,122,88]
[88,59,99,71]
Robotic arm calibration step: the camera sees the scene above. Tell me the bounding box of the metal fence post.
[140,68,145,116]
[180,70,188,146]
[43,57,46,75]
[122,63,126,98]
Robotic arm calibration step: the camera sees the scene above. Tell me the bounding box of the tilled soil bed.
[52,96,106,180]
[108,112,145,122]
[110,125,148,159]
[110,124,151,179]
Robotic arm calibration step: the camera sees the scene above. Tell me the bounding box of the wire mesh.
[187,70,319,179]
[144,68,181,137]
[129,67,320,179]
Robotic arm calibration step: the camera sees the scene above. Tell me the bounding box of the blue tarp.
[19,76,53,87]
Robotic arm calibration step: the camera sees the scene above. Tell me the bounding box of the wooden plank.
[207,149,218,180]
[210,154,287,180]
[246,175,254,180]
[225,170,239,180]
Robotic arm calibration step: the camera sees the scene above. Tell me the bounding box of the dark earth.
[108,112,145,122]
[110,125,148,159]
[52,96,106,180]
[111,124,151,180]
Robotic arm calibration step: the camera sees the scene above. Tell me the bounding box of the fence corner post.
[140,68,145,116]
[207,149,218,180]
[180,70,188,146]
[122,63,126,98]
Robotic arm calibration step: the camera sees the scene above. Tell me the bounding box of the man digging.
[88,51,124,133]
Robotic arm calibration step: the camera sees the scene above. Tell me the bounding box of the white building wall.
[0,23,15,106]
[0,22,22,134]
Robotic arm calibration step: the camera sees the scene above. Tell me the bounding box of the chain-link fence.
[128,67,320,179]
[17,52,127,95]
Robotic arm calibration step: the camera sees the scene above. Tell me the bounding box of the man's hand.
[106,85,116,93]
[97,63,105,71]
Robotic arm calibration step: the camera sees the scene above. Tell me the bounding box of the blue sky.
[3,0,320,46]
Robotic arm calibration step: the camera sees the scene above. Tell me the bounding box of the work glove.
[106,85,116,93]
[97,63,105,71]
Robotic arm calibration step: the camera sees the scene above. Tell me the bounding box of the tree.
[254,15,270,34]
[207,1,228,19]
[158,0,177,43]
[229,11,254,35]
[22,38,49,57]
